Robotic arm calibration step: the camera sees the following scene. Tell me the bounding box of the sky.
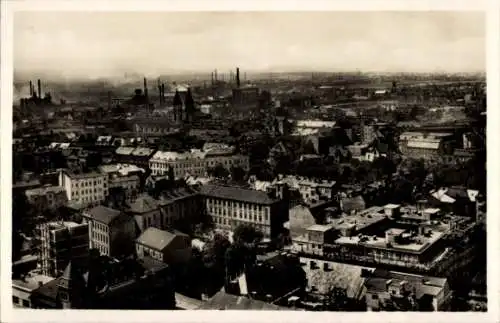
[14,11,485,79]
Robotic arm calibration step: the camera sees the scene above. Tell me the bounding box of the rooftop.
[99,164,145,176]
[25,185,65,196]
[64,170,103,179]
[307,224,334,233]
[199,184,279,205]
[329,210,387,231]
[136,227,188,251]
[128,194,160,214]
[200,290,291,310]
[84,205,122,225]
[13,273,55,292]
[335,228,445,254]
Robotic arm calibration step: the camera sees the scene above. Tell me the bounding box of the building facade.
[83,205,136,257]
[58,170,108,207]
[25,185,68,210]
[136,227,192,265]
[199,184,289,239]
[37,221,89,277]
[149,149,249,178]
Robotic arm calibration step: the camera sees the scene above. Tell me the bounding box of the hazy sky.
[14,11,485,78]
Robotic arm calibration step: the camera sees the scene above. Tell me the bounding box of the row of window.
[92,231,109,244]
[71,178,106,188]
[137,245,163,261]
[208,206,269,223]
[12,296,30,308]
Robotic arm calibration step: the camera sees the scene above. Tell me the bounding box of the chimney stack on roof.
[29,81,33,96]
[236,67,240,88]
[214,69,218,83]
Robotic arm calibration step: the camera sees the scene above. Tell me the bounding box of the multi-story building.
[25,185,68,210]
[58,170,108,207]
[99,164,144,204]
[398,132,454,161]
[129,188,201,234]
[198,184,289,239]
[82,205,136,257]
[149,146,249,178]
[114,146,156,169]
[363,269,453,311]
[136,227,192,265]
[37,221,89,277]
[12,272,55,308]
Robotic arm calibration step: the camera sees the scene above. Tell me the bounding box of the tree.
[233,224,263,245]
[230,166,246,182]
[208,164,230,179]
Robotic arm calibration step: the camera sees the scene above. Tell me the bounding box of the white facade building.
[58,170,109,207]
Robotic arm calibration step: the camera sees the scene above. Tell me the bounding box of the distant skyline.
[14,11,485,79]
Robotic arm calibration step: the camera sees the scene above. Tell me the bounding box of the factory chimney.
[107,91,112,110]
[214,69,218,83]
[157,78,162,105]
[236,67,240,88]
[29,81,33,96]
[143,77,148,102]
[37,79,42,99]
[161,83,165,105]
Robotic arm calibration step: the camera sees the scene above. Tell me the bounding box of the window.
[22,300,30,307]
[13,296,19,304]
[372,294,379,300]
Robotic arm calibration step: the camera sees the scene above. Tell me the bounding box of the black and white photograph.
[1,1,497,321]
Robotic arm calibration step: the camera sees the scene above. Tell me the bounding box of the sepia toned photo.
[5,4,493,319]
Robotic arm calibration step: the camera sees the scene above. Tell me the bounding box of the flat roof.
[384,204,401,209]
[307,224,334,232]
[13,273,55,292]
[335,230,445,254]
[330,211,387,231]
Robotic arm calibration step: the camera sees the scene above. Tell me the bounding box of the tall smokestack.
[157,78,162,105]
[143,77,148,102]
[107,91,112,110]
[236,67,240,88]
[161,83,165,105]
[37,79,42,99]
[29,81,33,96]
[214,69,218,82]
[211,72,214,85]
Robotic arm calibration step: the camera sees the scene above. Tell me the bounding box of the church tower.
[172,90,183,123]
[57,261,87,309]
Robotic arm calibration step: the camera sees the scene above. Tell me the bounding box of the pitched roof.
[136,227,187,251]
[86,205,122,225]
[200,290,291,310]
[198,184,278,205]
[129,194,160,214]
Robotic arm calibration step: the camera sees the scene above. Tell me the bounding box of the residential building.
[232,86,260,108]
[37,221,89,277]
[133,119,181,137]
[99,164,144,204]
[287,201,336,238]
[82,205,136,257]
[12,273,55,308]
[149,147,249,178]
[363,269,452,311]
[129,188,201,234]
[25,185,68,210]
[199,290,292,310]
[58,170,108,207]
[198,184,289,239]
[136,227,192,265]
[272,175,337,205]
[114,146,156,168]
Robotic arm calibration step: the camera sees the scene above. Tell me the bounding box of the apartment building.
[99,164,144,204]
[82,205,136,257]
[58,170,108,207]
[149,147,249,178]
[37,221,89,277]
[136,227,192,265]
[198,184,289,239]
[363,269,452,311]
[129,188,201,234]
[25,185,68,210]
